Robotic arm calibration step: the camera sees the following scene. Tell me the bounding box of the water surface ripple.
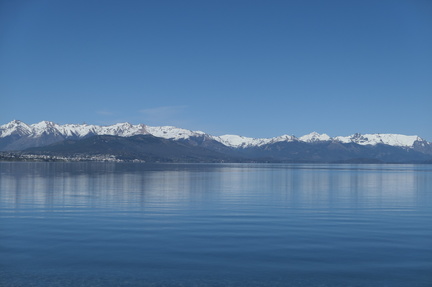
[0,162,431,286]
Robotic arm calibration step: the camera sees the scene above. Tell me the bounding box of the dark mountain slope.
[235,141,432,163]
[13,134,432,163]
[24,135,238,162]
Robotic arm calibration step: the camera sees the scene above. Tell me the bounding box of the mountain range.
[1,120,431,163]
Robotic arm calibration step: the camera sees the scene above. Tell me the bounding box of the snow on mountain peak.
[0,120,211,141]
[6,120,25,126]
[215,134,260,148]
[334,133,422,147]
[146,126,206,140]
[31,121,63,137]
[0,120,428,149]
[0,120,32,137]
[299,132,331,142]
[270,134,297,144]
[1,119,26,128]
[92,122,148,137]
[214,134,296,148]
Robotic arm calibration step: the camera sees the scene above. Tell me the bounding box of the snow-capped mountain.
[213,134,297,148]
[334,133,423,147]
[299,132,332,143]
[0,120,431,158]
[0,120,209,150]
[215,131,429,149]
[146,126,207,140]
[0,120,209,140]
[0,120,33,137]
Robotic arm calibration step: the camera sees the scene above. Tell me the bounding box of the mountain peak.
[10,119,24,125]
[0,120,430,152]
[299,132,331,143]
[33,120,56,127]
[334,133,423,147]
[3,120,26,127]
[0,120,32,137]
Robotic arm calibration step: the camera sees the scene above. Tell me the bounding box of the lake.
[0,162,431,286]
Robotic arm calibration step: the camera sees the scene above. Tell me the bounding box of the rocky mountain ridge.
[1,120,431,163]
[1,120,430,152]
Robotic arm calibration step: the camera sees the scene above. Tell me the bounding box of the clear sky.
[1,0,431,140]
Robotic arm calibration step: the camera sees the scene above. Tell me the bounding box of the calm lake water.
[0,162,431,286]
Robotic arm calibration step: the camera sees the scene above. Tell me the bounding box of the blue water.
[0,162,431,286]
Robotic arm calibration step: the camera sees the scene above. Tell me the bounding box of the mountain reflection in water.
[1,162,431,287]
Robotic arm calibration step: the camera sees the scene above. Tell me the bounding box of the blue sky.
[1,0,431,140]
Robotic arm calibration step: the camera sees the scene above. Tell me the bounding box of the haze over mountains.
[1,120,431,163]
